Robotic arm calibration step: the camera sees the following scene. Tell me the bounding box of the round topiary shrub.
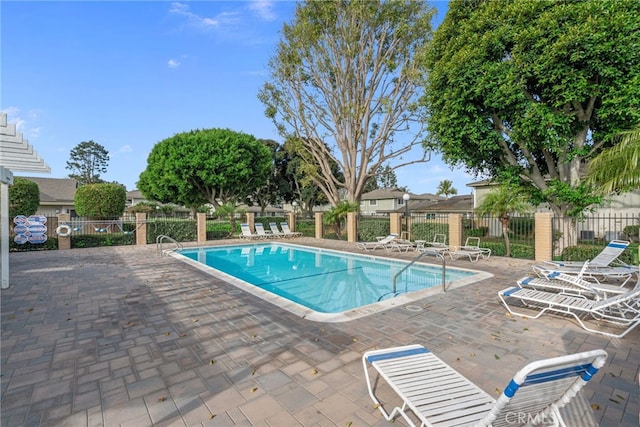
[9,177,40,218]
[74,183,126,218]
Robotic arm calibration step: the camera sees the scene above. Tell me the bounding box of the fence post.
[390,213,402,236]
[246,212,255,231]
[136,213,147,246]
[535,212,553,262]
[197,212,206,243]
[347,212,357,243]
[287,211,296,232]
[449,214,463,248]
[57,213,71,250]
[315,212,323,239]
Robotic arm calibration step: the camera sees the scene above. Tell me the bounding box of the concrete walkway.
[1,239,638,426]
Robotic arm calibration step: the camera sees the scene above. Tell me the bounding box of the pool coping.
[168,242,494,323]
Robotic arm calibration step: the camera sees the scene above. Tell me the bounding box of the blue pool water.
[175,243,484,317]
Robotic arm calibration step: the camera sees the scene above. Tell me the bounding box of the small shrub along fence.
[357,217,391,242]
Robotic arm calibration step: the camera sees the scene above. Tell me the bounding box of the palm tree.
[585,125,640,194]
[476,185,531,257]
[324,201,359,240]
[585,125,640,253]
[214,202,246,239]
[436,180,457,199]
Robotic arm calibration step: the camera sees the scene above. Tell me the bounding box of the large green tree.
[247,139,293,215]
[259,0,434,206]
[66,140,109,185]
[423,0,640,223]
[138,129,273,211]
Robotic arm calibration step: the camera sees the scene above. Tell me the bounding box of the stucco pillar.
[346,212,357,243]
[535,212,554,262]
[287,212,296,232]
[197,212,207,243]
[136,213,147,246]
[449,214,463,248]
[390,213,402,237]
[315,212,324,239]
[57,213,71,250]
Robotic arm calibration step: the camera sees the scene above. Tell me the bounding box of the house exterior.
[20,177,78,217]
[467,179,640,215]
[360,188,443,216]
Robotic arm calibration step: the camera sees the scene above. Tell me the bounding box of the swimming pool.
[171,243,492,322]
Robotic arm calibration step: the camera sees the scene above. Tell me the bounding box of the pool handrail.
[392,251,447,296]
[156,234,183,256]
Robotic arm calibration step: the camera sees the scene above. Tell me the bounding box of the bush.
[410,222,448,241]
[623,225,639,242]
[358,218,390,242]
[560,244,636,265]
[10,237,58,251]
[480,240,535,259]
[9,177,40,218]
[75,183,126,217]
[466,227,488,237]
[146,219,197,243]
[71,234,135,248]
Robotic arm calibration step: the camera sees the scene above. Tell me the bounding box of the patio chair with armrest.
[269,222,286,238]
[254,223,273,239]
[239,223,260,240]
[280,222,302,237]
[363,344,607,427]
[449,237,491,262]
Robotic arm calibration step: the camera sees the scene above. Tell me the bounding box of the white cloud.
[119,145,133,153]
[2,107,42,139]
[248,0,276,21]
[169,2,239,30]
[168,59,181,68]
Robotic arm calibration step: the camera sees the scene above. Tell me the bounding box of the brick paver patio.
[1,239,638,426]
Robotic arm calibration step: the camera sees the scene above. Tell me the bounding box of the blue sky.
[1,0,477,195]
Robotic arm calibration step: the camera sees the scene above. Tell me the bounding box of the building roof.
[22,177,78,203]
[361,188,443,201]
[410,194,474,212]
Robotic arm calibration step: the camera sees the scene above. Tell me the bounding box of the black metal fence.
[9,212,640,264]
[552,213,639,264]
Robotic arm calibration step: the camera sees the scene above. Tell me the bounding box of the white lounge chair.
[363,344,607,427]
[498,281,640,338]
[533,240,637,285]
[541,239,630,268]
[532,263,637,286]
[268,222,286,238]
[254,223,272,239]
[239,223,260,240]
[518,260,630,300]
[517,274,628,300]
[356,234,398,251]
[280,222,302,237]
[386,238,414,252]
